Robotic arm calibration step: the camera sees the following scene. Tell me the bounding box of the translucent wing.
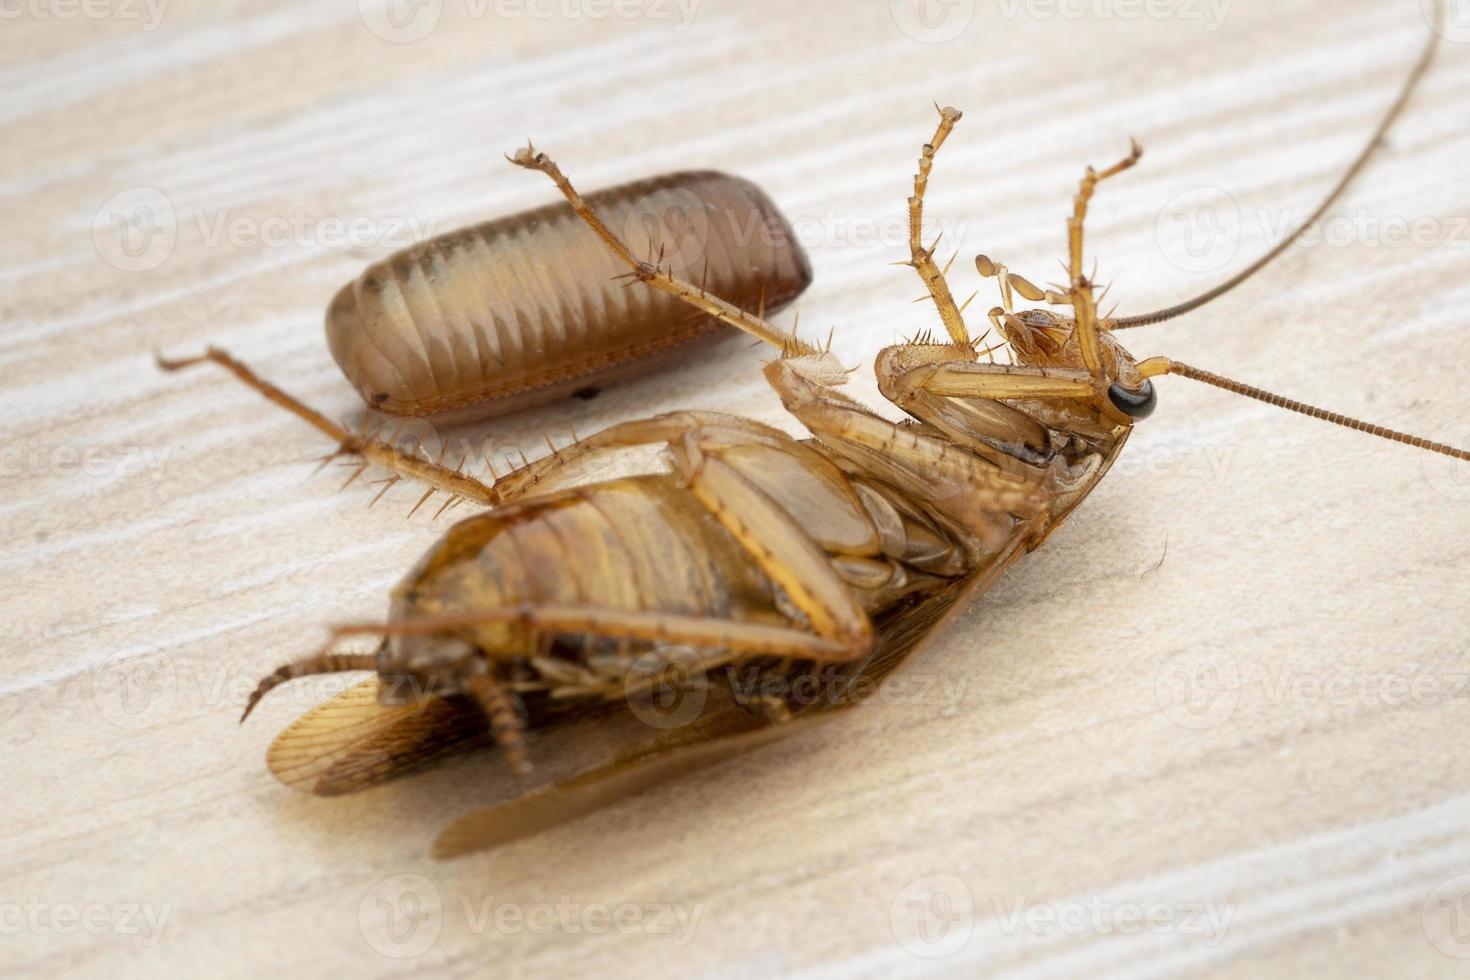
[431,711,811,858]
[429,549,1025,859]
[267,678,490,795]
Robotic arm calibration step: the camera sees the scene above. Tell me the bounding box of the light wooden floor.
[5,1,1470,976]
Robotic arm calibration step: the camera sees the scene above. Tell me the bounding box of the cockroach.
[159,3,1460,858]
[326,170,812,423]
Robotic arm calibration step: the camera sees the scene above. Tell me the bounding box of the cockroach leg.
[157,347,499,506]
[241,645,381,722]
[767,358,1050,535]
[509,145,823,357]
[466,672,531,776]
[975,255,1069,314]
[329,606,868,664]
[906,105,974,356]
[894,360,1096,402]
[667,433,874,656]
[489,411,791,503]
[1067,140,1143,375]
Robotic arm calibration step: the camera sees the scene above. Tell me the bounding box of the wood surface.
[4,0,1470,976]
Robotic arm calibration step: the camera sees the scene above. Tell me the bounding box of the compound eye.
[1108,380,1157,419]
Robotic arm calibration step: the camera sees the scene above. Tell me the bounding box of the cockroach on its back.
[326,171,811,423]
[159,3,1462,858]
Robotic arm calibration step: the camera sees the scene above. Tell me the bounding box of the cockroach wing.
[428,557,1023,859]
[267,679,489,795]
[431,711,828,858]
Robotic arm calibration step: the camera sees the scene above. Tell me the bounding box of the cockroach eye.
[1108,380,1157,419]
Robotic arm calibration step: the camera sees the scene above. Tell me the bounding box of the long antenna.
[1138,357,1469,460]
[1112,0,1443,330]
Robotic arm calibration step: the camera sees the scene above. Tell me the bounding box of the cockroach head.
[1000,308,1157,424]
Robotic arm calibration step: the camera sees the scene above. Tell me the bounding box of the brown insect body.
[158,4,1456,857]
[326,171,811,423]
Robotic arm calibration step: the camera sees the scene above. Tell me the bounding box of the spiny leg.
[466,672,530,775]
[330,606,864,663]
[667,430,873,656]
[1066,140,1143,375]
[241,645,381,721]
[158,348,499,506]
[509,145,822,358]
[333,419,876,667]
[489,411,793,503]
[906,105,973,356]
[767,358,1050,538]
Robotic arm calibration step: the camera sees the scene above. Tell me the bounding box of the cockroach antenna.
[1112,0,1443,329]
[1135,356,1470,460]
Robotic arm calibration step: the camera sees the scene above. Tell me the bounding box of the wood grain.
[4,0,1469,976]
